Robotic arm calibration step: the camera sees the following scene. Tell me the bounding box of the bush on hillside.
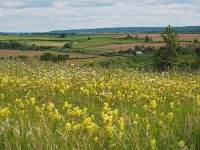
[40,53,69,62]
[63,42,72,48]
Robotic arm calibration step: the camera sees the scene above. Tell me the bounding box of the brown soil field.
[0,50,96,58]
[114,34,200,41]
[89,42,191,51]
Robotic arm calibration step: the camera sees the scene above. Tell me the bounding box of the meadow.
[0,61,199,149]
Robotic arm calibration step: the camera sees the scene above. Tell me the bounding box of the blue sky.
[0,0,199,32]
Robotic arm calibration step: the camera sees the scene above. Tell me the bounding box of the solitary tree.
[153,25,179,70]
[196,47,200,68]
[161,25,179,50]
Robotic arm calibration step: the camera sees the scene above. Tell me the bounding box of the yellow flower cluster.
[101,103,125,138]
[0,107,10,118]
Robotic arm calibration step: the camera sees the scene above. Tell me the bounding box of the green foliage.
[177,44,200,55]
[0,41,55,51]
[145,36,153,42]
[161,25,179,50]
[40,53,69,62]
[153,47,178,70]
[88,37,91,40]
[89,55,152,70]
[194,39,198,43]
[126,34,133,39]
[102,52,117,57]
[195,47,200,67]
[196,47,200,56]
[63,42,72,48]
[0,41,23,49]
[17,55,29,60]
[118,48,136,54]
[60,34,66,38]
[153,25,179,70]
[176,55,197,69]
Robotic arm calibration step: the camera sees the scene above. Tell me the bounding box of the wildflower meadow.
[0,61,199,149]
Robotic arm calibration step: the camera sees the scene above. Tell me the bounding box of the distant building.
[136,51,143,55]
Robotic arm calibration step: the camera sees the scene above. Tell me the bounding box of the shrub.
[176,55,197,69]
[153,47,178,70]
[195,47,200,67]
[88,37,91,40]
[126,34,133,39]
[40,53,53,61]
[0,41,23,50]
[194,39,198,43]
[40,53,69,62]
[63,42,72,49]
[17,55,29,60]
[0,41,55,51]
[145,36,153,42]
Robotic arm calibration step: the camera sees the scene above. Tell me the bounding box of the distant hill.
[50,26,200,34]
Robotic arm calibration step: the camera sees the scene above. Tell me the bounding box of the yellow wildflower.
[150,100,157,109]
[0,107,10,117]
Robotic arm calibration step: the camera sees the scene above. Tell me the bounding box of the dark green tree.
[196,47,200,67]
[153,25,179,70]
[145,36,153,42]
[194,39,198,43]
[40,53,69,62]
[161,25,179,50]
[127,34,132,39]
[63,42,72,48]
[88,37,91,40]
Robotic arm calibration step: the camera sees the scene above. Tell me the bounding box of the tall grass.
[0,60,199,149]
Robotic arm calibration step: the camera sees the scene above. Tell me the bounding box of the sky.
[0,0,199,32]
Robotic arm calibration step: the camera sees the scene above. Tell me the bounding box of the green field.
[0,34,144,49]
[0,33,199,66]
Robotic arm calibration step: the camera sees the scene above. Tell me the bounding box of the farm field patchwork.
[0,61,199,149]
[0,33,199,52]
[0,33,199,66]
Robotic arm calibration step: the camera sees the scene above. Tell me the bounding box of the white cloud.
[0,0,199,32]
[0,0,53,8]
